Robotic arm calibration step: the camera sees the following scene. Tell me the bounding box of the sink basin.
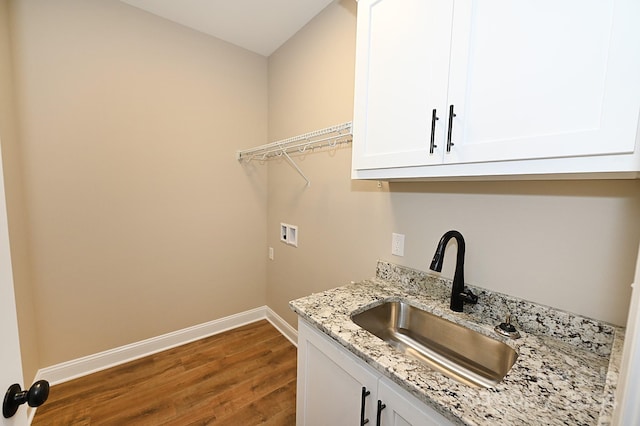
[351,301,517,388]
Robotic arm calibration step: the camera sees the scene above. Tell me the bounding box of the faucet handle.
[459,288,478,304]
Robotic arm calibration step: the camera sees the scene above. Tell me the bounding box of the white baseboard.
[265,307,298,346]
[34,305,298,388]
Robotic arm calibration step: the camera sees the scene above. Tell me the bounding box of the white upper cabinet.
[352,0,453,169]
[352,0,640,179]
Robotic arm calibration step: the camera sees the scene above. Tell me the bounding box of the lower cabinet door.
[297,319,378,426]
[377,377,453,426]
[297,318,455,426]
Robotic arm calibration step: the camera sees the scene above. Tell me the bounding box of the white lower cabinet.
[296,318,453,426]
[296,319,378,425]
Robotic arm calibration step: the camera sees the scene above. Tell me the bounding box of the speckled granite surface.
[290,261,624,426]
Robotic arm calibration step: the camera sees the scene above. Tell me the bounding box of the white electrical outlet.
[392,233,405,256]
[268,247,274,260]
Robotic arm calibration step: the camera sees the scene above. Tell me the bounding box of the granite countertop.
[289,261,624,426]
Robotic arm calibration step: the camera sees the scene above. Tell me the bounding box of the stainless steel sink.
[351,301,517,388]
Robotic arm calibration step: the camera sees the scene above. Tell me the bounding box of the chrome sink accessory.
[495,314,521,339]
[429,230,478,312]
[352,301,518,388]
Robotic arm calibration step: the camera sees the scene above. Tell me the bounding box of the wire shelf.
[236,122,353,186]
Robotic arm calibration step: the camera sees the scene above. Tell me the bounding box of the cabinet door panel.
[446,0,640,164]
[297,320,378,425]
[378,378,453,426]
[352,0,453,170]
[302,342,365,425]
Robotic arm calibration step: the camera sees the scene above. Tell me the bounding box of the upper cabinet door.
[351,0,640,179]
[352,0,454,170]
[445,0,640,164]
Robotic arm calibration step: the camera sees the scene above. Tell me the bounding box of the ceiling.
[120,0,335,57]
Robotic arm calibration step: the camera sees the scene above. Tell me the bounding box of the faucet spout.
[429,230,477,312]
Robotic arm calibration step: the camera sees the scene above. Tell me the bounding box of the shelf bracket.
[281,149,311,187]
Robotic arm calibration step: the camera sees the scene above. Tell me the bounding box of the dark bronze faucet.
[429,230,478,312]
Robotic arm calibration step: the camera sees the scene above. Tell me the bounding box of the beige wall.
[0,0,39,383]
[267,0,640,327]
[4,0,640,375]
[10,0,268,367]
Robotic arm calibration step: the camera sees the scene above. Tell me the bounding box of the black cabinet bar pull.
[429,109,439,154]
[376,400,386,426]
[446,104,456,153]
[360,387,371,425]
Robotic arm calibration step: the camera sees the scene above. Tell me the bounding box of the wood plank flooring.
[32,320,297,425]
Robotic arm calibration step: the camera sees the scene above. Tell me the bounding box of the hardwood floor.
[32,320,297,425]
